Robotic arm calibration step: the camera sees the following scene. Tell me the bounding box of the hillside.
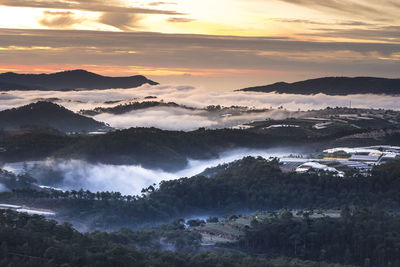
[238,77,400,95]
[1,158,400,266]
[0,69,158,91]
[1,122,400,171]
[0,127,284,170]
[0,101,110,132]
[1,105,400,171]
[1,158,400,231]
[80,101,196,116]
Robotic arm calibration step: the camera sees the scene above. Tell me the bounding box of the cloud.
[1,28,400,81]
[2,84,400,113]
[167,17,194,23]
[0,0,182,15]
[94,107,218,131]
[0,93,20,100]
[270,18,372,27]
[92,106,299,131]
[38,11,83,28]
[99,12,142,30]
[277,0,397,21]
[148,2,177,6]
[305,25,400,43]
[2,84,400,131]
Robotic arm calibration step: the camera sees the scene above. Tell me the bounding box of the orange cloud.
[38,10,84,28]
[166,17,194,23]
[0,46,58,51]
[0,64,288,78]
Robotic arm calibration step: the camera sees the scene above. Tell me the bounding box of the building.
[340,161,372,172]
[349,154,381,163]
[296,162,344,177]
[280,162,302,173]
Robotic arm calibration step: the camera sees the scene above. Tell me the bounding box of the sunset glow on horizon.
[1,0,400,89]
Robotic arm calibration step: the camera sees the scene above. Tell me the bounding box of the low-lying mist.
[0,183,8,192]
[93,106,296,131]
[2,84,400,113]
[5,148,304,195]
[94,107,219,131]
[3,84,399,130]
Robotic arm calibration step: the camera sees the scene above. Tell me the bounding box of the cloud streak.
[0,0,182,15]
[1,28,400,89]
[38,11,84,28]
[167,17,194,23]
[278,0,398,21]
[99,12,142,31]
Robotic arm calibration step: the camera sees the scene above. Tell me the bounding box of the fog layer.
[2,84,400,112]
[0,183,8,192]
[6,148,302,195]
[3,84,400,130]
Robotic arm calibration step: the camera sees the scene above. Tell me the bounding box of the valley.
[0,72,400,266]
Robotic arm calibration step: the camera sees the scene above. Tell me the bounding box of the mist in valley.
[1,84,397,196]
[4,148,305,196]
[2,84,400,130]
[93,106,299,131]
[0,183,8,192]
[3,85,400,112]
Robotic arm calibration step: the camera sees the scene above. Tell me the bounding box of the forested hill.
[0,128,277,171]
[0,209,355,267]
[2,123,400,171]
[0,69,158,91]
[2,157,400,231]
[80,101,195,116]
[0,101,109,132]
[238,77,400,95]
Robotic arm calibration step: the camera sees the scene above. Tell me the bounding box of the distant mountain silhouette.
[238,77,400,95]
[0,69,158,91]
[0,101,110,132]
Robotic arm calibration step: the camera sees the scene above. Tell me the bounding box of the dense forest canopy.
[239,207,400,266]
[2,124,400,171]
[2,157,400,232]
[1,207,399,266]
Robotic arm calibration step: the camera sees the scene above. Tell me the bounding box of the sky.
[0,0,400,90]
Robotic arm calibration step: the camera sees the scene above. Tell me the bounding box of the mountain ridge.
[0,101,110,132]
[237,76,400,95]
[0,69,158,91]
